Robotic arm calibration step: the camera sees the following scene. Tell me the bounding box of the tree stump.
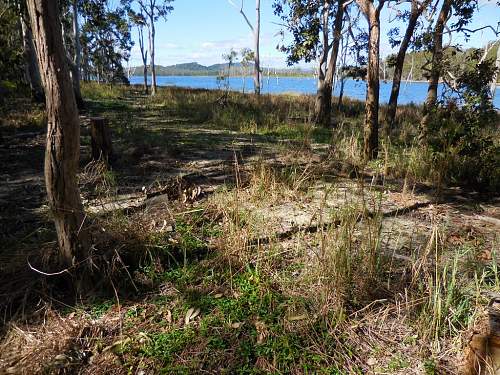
[90,117,113,163]
[465,297,500,375]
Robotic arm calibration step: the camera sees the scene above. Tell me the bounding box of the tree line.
[274,0,499,158]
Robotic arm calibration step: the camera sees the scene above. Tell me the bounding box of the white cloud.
[157,42,180,49]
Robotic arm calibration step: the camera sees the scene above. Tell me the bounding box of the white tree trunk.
[254,0,261,95]
[149,14,157,96]
[491,41,500,100]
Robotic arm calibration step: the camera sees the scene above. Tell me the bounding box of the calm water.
[130,75,500,108]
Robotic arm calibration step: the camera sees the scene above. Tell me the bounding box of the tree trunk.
[27,0,90,269]
[385,0,422,131]
[254,0,261,95]
[19,9,44,103]
[139,25,148,94]
[419,0,452,144]
[143,65,148,94]
[315,0,344,127]
[314,0,330,126]
[149,15,156,96]
[362,4,382,160]
[61,10,83,108]
[491,41,500,100]
[72,0,83,108]
[90,117,113,163]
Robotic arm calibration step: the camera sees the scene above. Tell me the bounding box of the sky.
[126,0,500,69]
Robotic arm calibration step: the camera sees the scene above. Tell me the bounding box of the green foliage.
[426,53,499,190]
[0,1,23,85]
[88,299,114,318]
[141,328,195,364]
[273,0,323,65]
[423,358,437,375]
[385,45,500,84]
[80,0,133,83]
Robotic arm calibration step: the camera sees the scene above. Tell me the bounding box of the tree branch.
[447,24,500,37]
[377,0,387,14]
[343,0,356,8]
[228,0,254,32]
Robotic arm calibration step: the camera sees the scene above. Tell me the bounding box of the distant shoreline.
[129,75,500,86]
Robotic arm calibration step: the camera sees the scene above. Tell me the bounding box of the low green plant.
[141,328,196,363]
[88,299,114,318]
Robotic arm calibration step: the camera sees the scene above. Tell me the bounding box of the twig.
[27,258,70,276]
[349,298,388,317]
[175,208,205,216]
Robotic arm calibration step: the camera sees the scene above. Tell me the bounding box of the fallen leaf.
[138,332,150,344]
[185,307,201,325]
[214,293,223,298]
[231,322,243,328]
[478,249,492,261]
[159,220,167,231]
[367,357,377,366]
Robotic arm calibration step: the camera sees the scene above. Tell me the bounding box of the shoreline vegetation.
[128,75,500,86]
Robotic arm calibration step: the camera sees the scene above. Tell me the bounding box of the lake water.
[130,75,500,108]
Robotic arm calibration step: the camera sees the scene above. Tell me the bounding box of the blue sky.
[126,0,500,68]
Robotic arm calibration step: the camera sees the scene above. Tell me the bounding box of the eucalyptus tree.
[132,0,174,96]
[316,0,345,126]
[228,0,261,95]
[336,7,367,108]
[419,0,478,143]
[240,47,254,93]
[0,0,44,101]
[18,1,44,102]
[129,10,149,93]
[384,0,432,130]
[274,0,347,127]
[354,0,386,160]
[80,0,133,83]
[26,0,90,272]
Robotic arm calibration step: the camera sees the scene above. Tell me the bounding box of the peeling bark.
[356,0,385,160]
[27,0,90,269]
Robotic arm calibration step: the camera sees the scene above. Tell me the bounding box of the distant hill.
[130,62,314,77]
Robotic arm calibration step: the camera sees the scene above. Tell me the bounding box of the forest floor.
[0,85,499,374]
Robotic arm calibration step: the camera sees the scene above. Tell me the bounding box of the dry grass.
[1,85,499,374]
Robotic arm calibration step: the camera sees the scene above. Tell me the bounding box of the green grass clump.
[141,328,196,363]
